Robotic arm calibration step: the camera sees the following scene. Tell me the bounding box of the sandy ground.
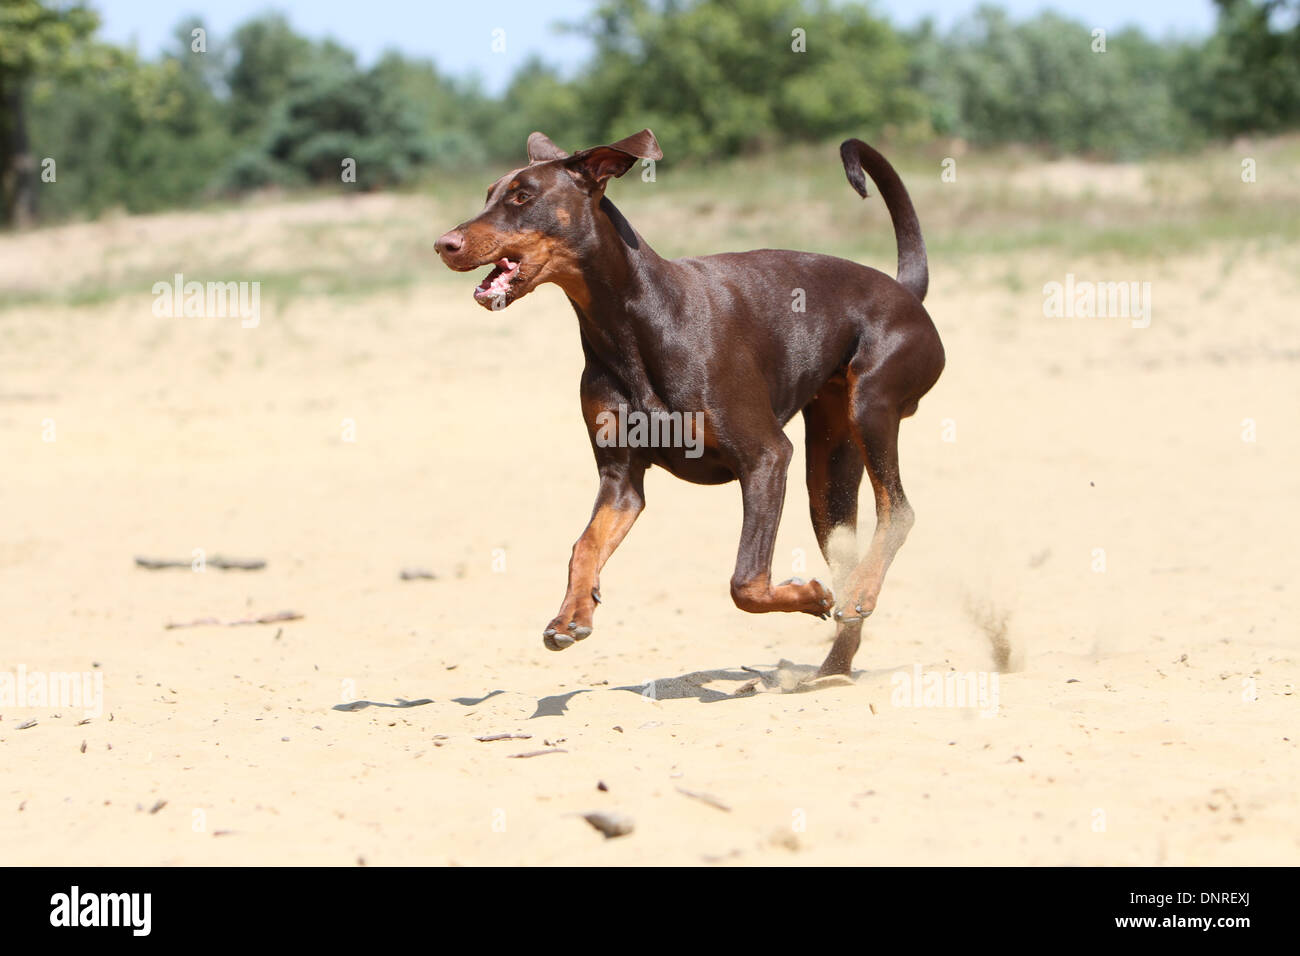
[1,197,1297,866]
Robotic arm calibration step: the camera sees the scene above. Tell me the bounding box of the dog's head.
[435,129,661,310]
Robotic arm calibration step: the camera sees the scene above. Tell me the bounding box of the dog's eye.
[509,191,532,206]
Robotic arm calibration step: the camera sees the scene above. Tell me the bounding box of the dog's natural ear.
[527,131,570,164]
[564,129,662,193]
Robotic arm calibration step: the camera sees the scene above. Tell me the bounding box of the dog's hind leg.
[802,377,864,585]
[843,402,912,622]
[802,380,869,676]
[728,427,833,618]
[816,392,910,675]
[831,346,923,636]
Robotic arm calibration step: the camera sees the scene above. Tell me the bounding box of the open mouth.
[473,257,522,305]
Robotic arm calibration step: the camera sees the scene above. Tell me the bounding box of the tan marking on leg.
[554,502,641,629]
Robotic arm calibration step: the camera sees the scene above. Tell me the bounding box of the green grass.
[0,265,430,313]
[4,135,1298,313]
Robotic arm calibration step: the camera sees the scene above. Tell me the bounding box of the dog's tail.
[840,139,928,302]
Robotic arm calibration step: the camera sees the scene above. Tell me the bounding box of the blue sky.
[94,0,1220,94]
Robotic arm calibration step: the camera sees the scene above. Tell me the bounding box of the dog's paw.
[543,618,593,651]
[778,576,833,619]
[810,577,834,618]
[832,596,875,624]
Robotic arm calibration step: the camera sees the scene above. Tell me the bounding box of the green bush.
[7,0,1300,225]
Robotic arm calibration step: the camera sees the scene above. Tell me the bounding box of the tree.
[28,15,232,218]
[370,51,494,167]
[0,0,99,226]
[563,0,922,161]
[223,50,433,191]
[1183,0,1300,137]
[908,6,1195,157]
[224,13,315,137]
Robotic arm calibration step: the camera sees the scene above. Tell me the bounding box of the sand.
[1,198,1297,865]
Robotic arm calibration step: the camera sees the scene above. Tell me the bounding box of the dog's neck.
[561,197,666,313]
[556,197,677,401]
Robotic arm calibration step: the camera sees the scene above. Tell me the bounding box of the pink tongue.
[476,259,517,296]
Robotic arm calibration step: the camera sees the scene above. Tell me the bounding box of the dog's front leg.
[543,457,645,651]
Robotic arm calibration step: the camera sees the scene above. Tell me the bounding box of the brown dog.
[435,130,944,675]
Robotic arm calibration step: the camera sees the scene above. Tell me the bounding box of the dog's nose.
[435,230,464,257]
